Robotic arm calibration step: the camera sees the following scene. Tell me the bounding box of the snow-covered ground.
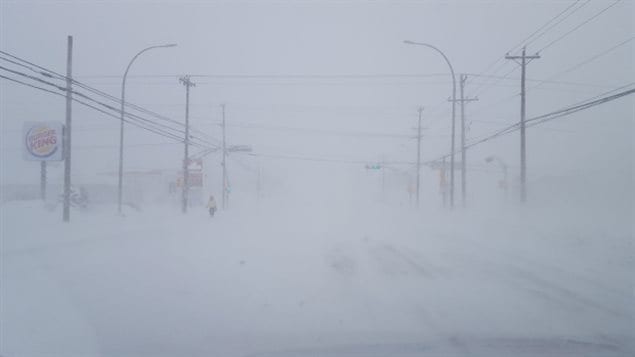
[1,198,633,356]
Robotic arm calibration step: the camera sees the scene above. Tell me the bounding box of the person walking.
[207,195,217,217]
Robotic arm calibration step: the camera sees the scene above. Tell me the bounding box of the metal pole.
[416,106,423,208]
[63,35,73,223]
[520,47,527,203]
[118,44,176,215]
[40,161,47,201]
[180,75,194,213]
[221,104,227,210]
[450,76,456,209]
[460,75,466,207]
[117,68,127,215]
[183,82,190,213]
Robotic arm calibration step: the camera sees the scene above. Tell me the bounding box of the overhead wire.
[0,64,193,140]
[246,152,414,166]
[0,69,214,149]
[425,84,635,164]
[523,0,592,48]
[536,0,624,53]
[0,50,221,147]
[465,0,586,97]
[222,121,414,139]
[527,36,633,92]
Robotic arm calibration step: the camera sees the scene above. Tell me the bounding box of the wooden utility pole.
[63,36,73,222]
[506,47,540,203]
[454,74,478,207]
[180,75,195,213]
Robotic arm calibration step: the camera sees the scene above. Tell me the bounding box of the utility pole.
[221,103,227,210]
[63,35,73,223]
[449,74,478,207]
[180,75,195,213]
[415,106,424,208]
[506,46,540,203]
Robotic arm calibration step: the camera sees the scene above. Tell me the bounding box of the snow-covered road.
[1,200,633,356]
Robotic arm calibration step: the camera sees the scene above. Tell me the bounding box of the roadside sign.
[23,122,64,161]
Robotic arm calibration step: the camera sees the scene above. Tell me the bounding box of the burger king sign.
[23,122,64,161]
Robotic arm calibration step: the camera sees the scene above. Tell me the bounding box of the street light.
[118,43,177,214]
[485,155,508,199]
[403,40,457,208]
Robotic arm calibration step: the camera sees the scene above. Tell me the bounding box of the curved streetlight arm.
[403,40,456,86]
[121,44,177,99]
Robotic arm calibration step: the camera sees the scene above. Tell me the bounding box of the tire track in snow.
[363,239,472,356]
[426,227,632,320]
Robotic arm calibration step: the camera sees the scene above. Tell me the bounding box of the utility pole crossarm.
[505,52,541,62]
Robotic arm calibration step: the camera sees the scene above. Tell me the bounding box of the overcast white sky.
[1,0,633,203]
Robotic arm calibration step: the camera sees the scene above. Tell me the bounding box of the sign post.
[23,121,65,202]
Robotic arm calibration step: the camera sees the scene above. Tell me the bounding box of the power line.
[466,37,632,121]
[0,72,213,148]
[469,81,634,136]
[537,0,624,53]
[469,65,520,99]
[0,51,221,146]
[528,36,633,91]
[524,0,592,48]
[223,121,413,139]
[77,73,451,80]
[0,62,218,148]
[464,0,620,100]
[67,72,615,89]
[427,85,635,164]
[0,64,198,142]
[246,152,413,166]
[465,0,586,97]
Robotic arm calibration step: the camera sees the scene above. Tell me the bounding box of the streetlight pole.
[118,43,176,215]
[416,106,423,208]
[404,40,457,208]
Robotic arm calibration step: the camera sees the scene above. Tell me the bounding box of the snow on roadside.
[1,199,633,356]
